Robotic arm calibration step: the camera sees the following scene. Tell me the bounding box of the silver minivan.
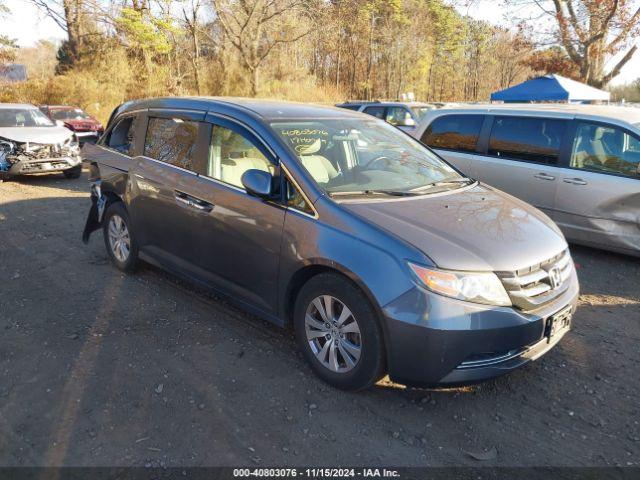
[414,105,640,256]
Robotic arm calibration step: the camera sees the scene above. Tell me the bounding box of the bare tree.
[182,0,203,94]
[551,0,640,87]
[29,0,86,65]
[508,0,640,87]
[211,0,311,96]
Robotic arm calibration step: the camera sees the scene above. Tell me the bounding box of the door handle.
[534,173,556,181]
[189,200,214,212]
[174,191,214,213]
[563,178,588,185]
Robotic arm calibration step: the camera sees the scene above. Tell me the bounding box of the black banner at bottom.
[0,467,638,480]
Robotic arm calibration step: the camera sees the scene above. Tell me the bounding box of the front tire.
[102,202,138,272]
[294,273,386,391]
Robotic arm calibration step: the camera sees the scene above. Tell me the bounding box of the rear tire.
[102,202,138,272]
[63,165,82,179]
[294,273,386,391]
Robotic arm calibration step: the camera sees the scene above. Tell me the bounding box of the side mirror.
[241,169,273,198]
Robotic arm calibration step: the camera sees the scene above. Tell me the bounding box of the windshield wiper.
[330,189,421,197]
[411,178,474,192]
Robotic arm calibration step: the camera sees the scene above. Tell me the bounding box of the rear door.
[467,115,570,217]
[127,109,211,272]
[554,120,640,252]
[420,113,485,175]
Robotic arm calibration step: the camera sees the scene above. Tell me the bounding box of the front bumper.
[381,268,579,387]
[7,155,81,175]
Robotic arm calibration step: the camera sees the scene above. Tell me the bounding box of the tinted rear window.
[488,116,567,164]
[421,114,484,152]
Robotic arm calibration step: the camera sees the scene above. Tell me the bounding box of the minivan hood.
[341,183,567,272]
[0,126,74,144]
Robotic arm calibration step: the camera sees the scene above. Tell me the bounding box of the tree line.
[1,0,639,122]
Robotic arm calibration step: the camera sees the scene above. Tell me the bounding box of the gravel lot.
[0,172,639,468]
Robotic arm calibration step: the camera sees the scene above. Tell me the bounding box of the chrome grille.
[499,249,573,311]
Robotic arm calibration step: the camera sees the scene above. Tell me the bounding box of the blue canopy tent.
[491,74,610,103]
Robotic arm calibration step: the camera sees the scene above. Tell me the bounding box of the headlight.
[408,262,511,306]
[0,138,15,154]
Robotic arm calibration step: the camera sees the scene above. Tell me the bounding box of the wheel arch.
[282,261,392,364]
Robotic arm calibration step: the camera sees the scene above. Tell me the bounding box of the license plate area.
[546,305,572,339]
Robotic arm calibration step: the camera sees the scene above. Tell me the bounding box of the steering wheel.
[362,155,391,170]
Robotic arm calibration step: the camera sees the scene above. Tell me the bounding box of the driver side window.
[205,125,274,189]
[571,122,640,178]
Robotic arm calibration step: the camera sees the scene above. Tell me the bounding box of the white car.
[0,103,82,179]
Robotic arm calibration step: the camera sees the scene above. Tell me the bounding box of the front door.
[554,120,640,252]
[179,115,286,315]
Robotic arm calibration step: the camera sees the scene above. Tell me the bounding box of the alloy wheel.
[305,295,362,373]
[107,214,131,263]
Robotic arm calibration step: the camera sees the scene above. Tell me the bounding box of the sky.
[2,0,639,86]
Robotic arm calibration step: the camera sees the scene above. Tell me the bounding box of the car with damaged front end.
[81,97,579,391]
[0,103,82,180]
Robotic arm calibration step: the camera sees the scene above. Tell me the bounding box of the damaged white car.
[0,103,82,180]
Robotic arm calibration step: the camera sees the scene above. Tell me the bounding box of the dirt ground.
[0,172,639,468]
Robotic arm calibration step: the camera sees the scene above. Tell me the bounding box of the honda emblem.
[548,267,562,290]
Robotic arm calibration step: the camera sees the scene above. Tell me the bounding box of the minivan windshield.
[272,119,467,195]
[0,108,55,127]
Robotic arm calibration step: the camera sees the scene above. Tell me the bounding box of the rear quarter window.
[421,114,484,152]
[102,115,139,156]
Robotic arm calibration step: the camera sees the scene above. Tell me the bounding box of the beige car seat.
[573,126,607,169]
[221,156,272,187]
[211,128,273,187]
[297,139,338,184]
[588,127,607,165]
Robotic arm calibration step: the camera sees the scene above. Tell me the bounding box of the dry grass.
[1,48,347,124]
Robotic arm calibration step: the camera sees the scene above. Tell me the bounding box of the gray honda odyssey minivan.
[82,97,579,390]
